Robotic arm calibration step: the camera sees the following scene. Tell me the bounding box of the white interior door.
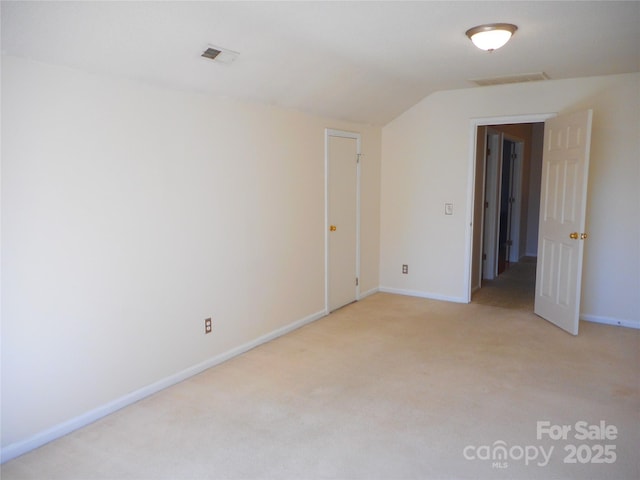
[535,110,593,335]
[327,131,359,312]
[500,139,523,265]
[508,141,524,263]
[483,131,501,280]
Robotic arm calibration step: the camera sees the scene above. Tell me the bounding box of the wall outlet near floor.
[402,264,408,274]
[204,317,212,334]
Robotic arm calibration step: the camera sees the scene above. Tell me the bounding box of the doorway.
[469,120,546,309]
[480,131,525,281]
[467,111,594,334]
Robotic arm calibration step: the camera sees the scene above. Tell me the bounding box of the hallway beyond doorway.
[472,257,536,311]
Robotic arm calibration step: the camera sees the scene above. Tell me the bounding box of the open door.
[535,110,593,335]
[498,139,516,275]
[482,130,501,280]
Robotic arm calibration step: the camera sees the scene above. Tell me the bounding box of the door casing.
[465,114,555,302]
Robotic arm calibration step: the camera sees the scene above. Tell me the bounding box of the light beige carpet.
[472,258,537,311]
[2,293,638,479]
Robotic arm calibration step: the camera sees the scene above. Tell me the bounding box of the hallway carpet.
[2,293,638,479]
[472,258,537,311]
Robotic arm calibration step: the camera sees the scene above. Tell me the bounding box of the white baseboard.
[581,314,640,330]
[358,287,379,299]
[0,309,327,464]
[379,286,467,304]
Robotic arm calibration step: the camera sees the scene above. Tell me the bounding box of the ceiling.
[2,1,639,126]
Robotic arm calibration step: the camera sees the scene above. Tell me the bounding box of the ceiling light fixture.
[466,23,518,52]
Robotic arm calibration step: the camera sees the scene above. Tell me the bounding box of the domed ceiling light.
[466,23,518,52]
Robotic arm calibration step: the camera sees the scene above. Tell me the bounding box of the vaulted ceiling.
[2,1,639,125]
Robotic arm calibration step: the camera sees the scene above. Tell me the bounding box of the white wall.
[1,56,381,451]
[381,73,640,326]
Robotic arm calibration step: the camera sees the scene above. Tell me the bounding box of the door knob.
[569,232,579,240]
[330,225,337,231]
[580,233,588,240]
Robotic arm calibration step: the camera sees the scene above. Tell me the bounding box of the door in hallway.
[535,110,593,335]
[497,140,514,275]
[327,131,359,312]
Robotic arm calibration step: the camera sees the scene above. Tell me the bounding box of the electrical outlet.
[205,317,212,334]
[402,264,408,274]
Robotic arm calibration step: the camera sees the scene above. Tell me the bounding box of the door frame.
[465,113,555,303]
[324,128,361,314]
[507,138,524,264]
[497,135,525,266]
[483,129,502,280]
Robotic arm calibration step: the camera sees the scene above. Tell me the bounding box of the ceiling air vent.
[202,47,222,60]
[470,72,549,87]
[200,45,239,65]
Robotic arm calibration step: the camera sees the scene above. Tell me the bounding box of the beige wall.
[381,73,640,326]
[1,56,381,450]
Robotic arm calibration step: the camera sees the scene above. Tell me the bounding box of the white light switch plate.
[445,203,453,215]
